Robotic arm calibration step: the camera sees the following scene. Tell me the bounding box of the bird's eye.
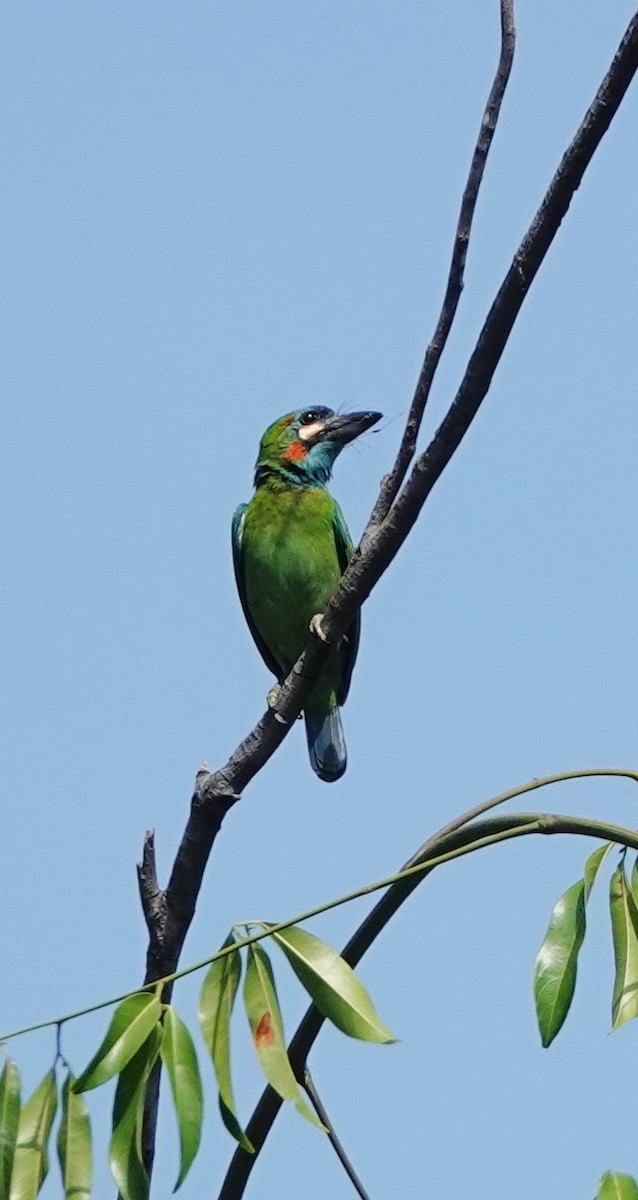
[300,409,322,425]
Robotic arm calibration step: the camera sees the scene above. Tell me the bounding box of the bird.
[232,406,382,782]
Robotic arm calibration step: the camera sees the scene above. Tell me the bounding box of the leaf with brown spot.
[242,945,324,1131]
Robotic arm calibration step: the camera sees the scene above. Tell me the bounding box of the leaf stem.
[3,787,638,1044]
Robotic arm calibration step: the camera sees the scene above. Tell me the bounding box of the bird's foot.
[267,684,288,724]
[309,613,331,643]
[310,613,342,647]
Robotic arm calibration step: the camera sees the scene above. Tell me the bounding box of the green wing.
[231,504,282,680]
[332,501,360,705]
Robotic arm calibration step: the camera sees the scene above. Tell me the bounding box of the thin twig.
[369,0,516,527]
[322,7,638,659]
[303,1069,374,1200]
[5,770,637,1043]
[193,5,638,817]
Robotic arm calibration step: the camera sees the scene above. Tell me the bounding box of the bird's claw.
[309,613,330,643]
[267,684,288,724]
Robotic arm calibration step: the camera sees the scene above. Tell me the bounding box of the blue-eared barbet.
[232,407,382,781]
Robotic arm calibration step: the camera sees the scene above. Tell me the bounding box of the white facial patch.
[298,420,325,443]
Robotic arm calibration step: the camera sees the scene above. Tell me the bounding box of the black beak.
[320,410,383,445]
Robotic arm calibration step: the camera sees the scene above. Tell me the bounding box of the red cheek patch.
[284,440,307,462]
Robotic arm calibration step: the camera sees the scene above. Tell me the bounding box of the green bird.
[232,406,382,782]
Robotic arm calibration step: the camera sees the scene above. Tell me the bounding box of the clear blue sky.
[2,3,638,1197]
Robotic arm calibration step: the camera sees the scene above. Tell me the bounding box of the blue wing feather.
[331,501,360,705]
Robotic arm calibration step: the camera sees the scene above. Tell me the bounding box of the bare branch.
[198,3,638,812]
[136,831,163,934]
[303,1069,374,1200]
[139,770,238,1176]
[369,0,516,526]
[140,4,638,1183]
[325,7,638,645]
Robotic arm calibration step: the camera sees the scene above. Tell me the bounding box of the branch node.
[193,777,241,812]
[537,813,556,833]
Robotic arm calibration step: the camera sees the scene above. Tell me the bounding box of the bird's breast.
[241,487,343,669]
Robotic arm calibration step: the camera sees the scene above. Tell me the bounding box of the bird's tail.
[304,705,347,782]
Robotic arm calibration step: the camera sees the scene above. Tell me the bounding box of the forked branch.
[369,0,516,525]
[137,2,638,1184]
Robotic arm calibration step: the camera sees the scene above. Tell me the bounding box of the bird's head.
[255,406,382,487]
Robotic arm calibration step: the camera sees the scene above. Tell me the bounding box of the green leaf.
[610,865,638,1030]
[57,1072,92,1200]
[198,937,252,1153]
[160,1007,203,1190]
[9,1069,57,1200]
[584,842,612,901]
[109,1025,162,1200]
[534,880,586,1047]
[534,843,614,1046]
[73,993,161,1093]
[0,1059,21,1200]
[271,924,396,1043]
[631,856,638,906]
[596,1171,638,1199]
[243,945,325,1132]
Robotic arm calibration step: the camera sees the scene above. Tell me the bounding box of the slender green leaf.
[596,1171,638,1199]
[9,1069,57,1200]
[109,1026,162,1200]
[535,844,614,1046]
[57,1073,92,1200]
[198,937,252,1152]
[243,945,325,1131]
[160,1007,203,1190]
[0,1059,21,1200]
[610,865,638,1030]
[534,880,586,1047]
[271,924,396,1043]
[631,856,638,906]
[584,842,612,901]
[73,993,161,1093]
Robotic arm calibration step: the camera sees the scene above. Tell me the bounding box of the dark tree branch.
[137,4,518,1169]
[324,6,638,648]
[139,769,238,1174]
[369,0,516,527]
[137,831,163,933]
[218,812,536,1199]
[138,4,638,1184]
[303,1069,374,1200]
[218,809,637,1198]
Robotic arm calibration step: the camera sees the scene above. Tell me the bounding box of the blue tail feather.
[304,707,347,782]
